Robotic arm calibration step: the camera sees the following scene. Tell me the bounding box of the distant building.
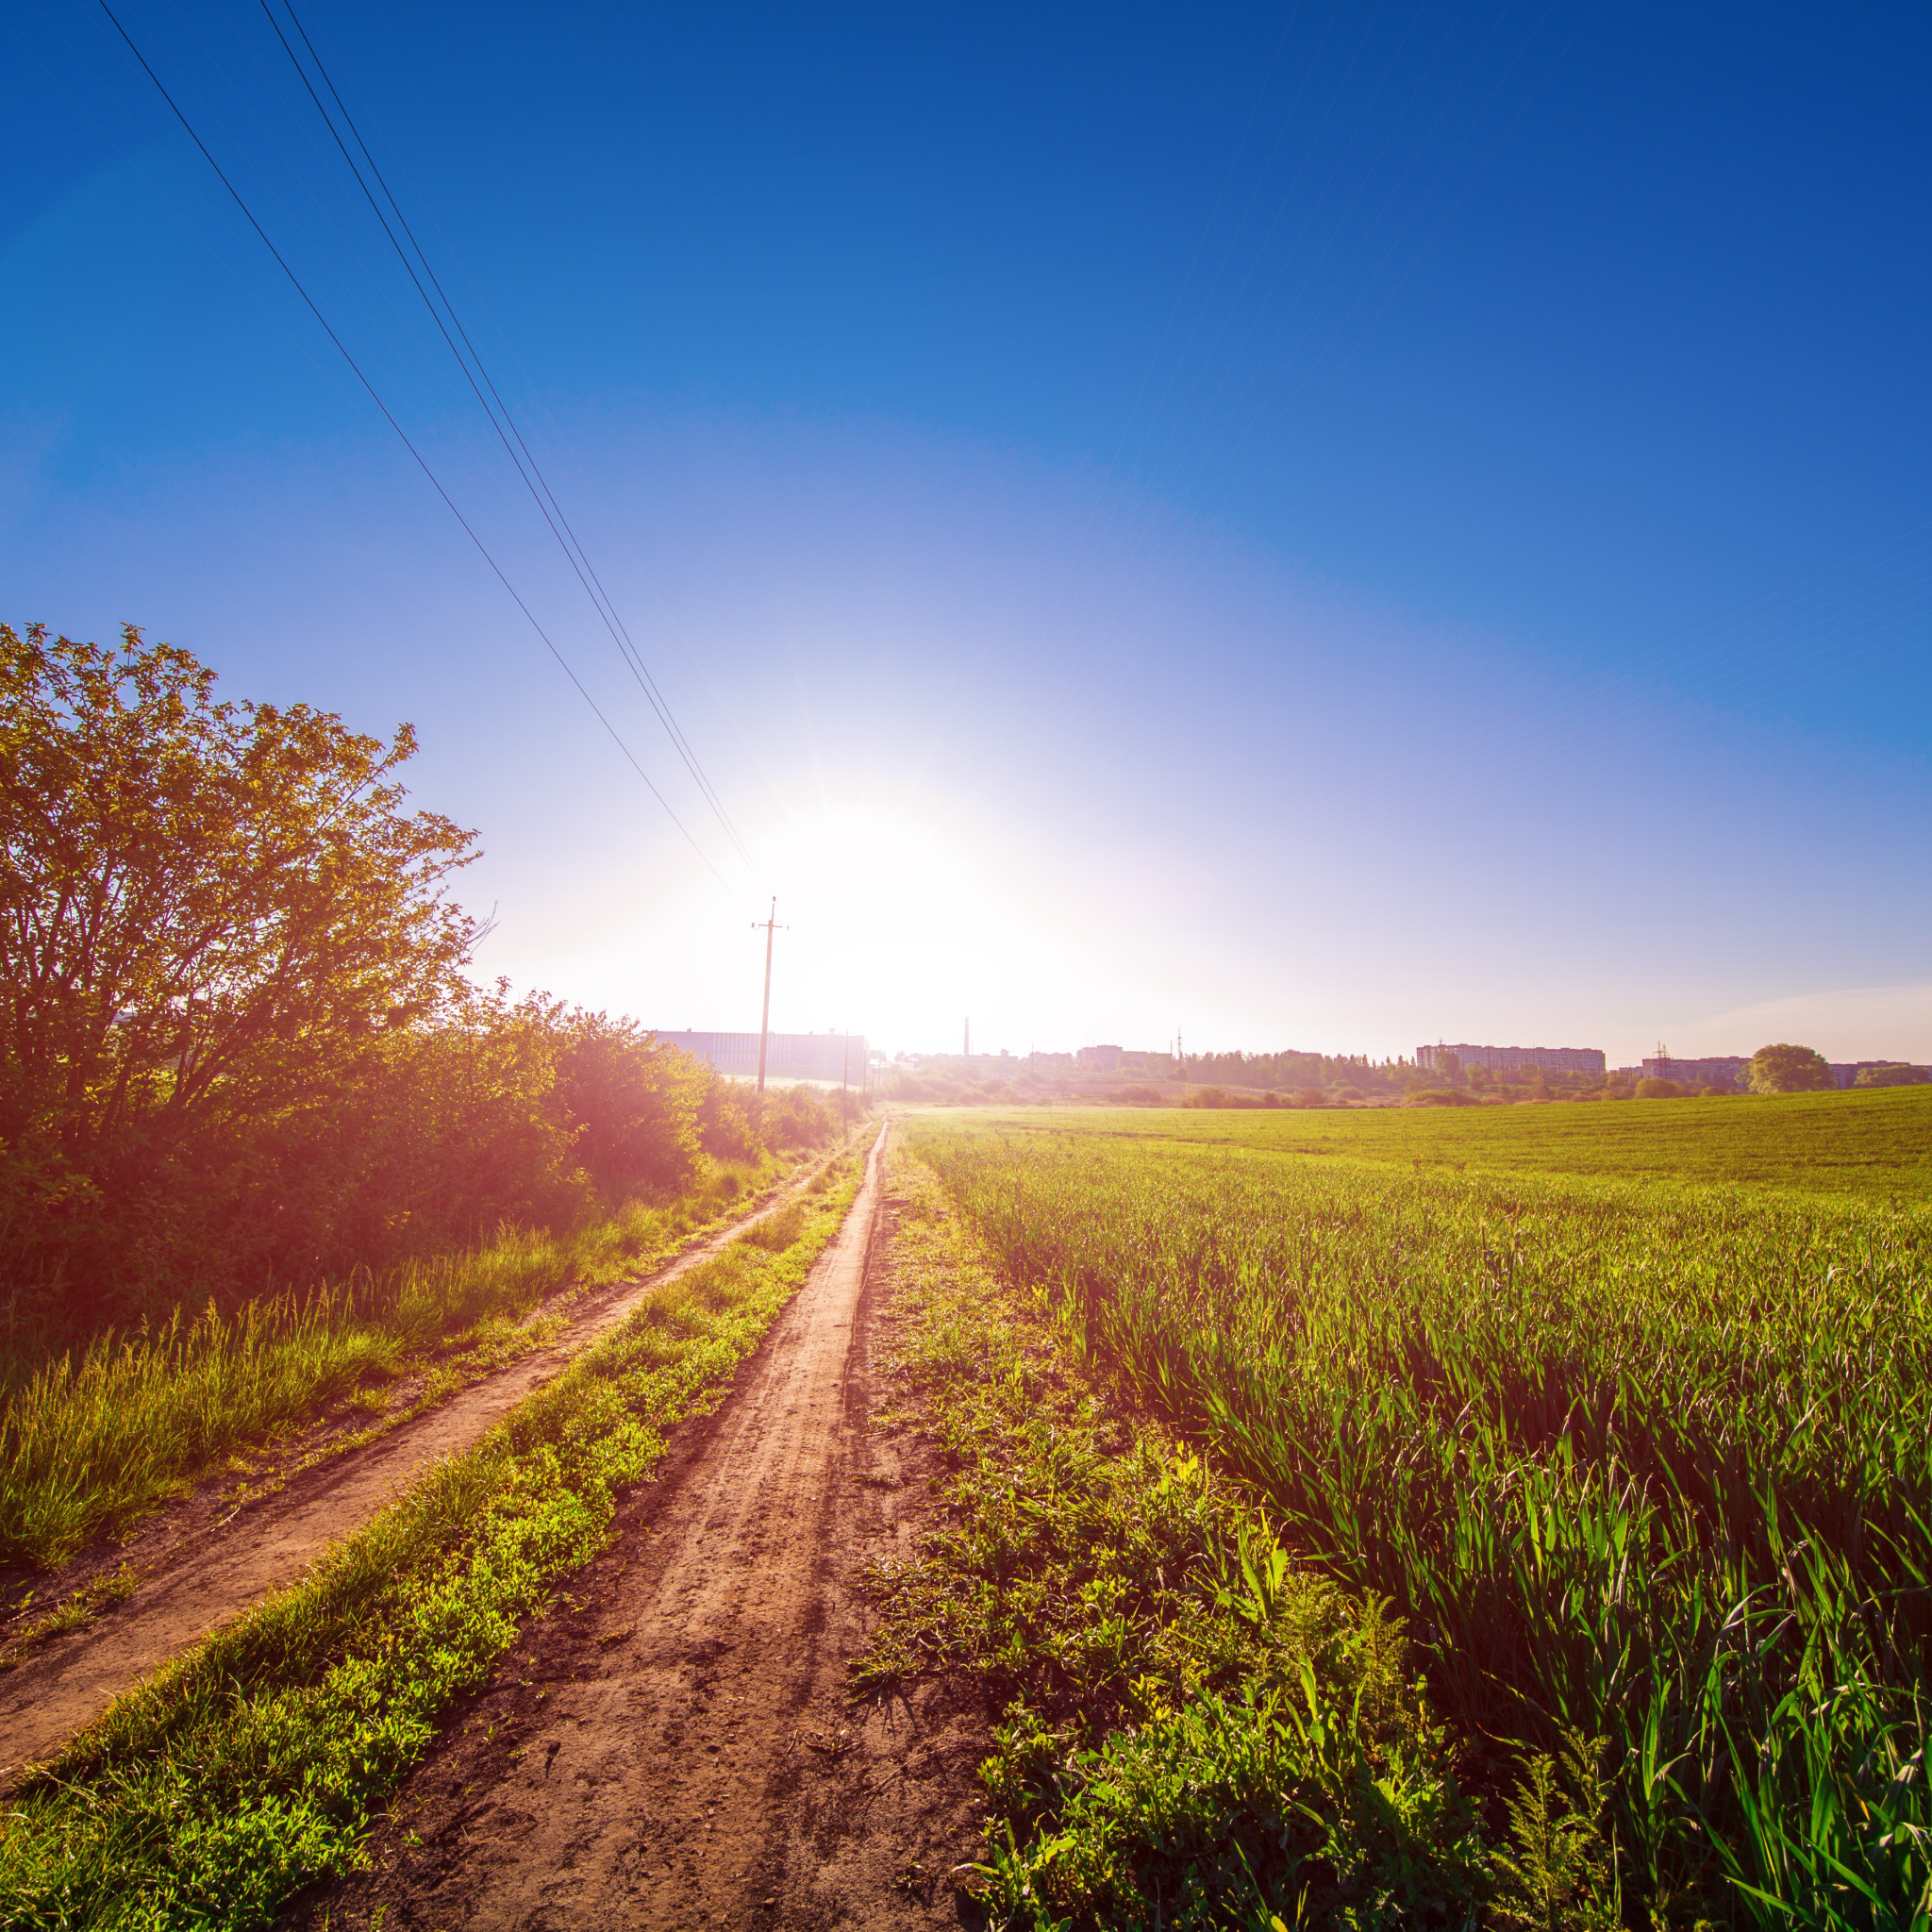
[1642,1055,1929,1090]
[1416,1042,1606,1076]
[652,1029,868,1086]
[1642,1055,1751,1088]
[1076,1043,1123,1072]
[1827,1059,1931,1089]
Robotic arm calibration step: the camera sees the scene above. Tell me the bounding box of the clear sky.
[7,1,1930,1064]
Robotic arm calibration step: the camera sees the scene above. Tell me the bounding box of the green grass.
[863,1152,1499,1931]
[978,1085,1932,1202]
[0,1158,791,1572]
[0,1151,863,1931]
[864,1149,1649,1931]
[908,1111,1932,1929]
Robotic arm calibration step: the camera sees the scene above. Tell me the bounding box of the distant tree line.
[0,625,847,1347]
[1174,1049,1406,1092]
[988,1039,1929,1111]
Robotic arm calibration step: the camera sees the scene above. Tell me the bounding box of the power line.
[258,0,752,869]
[95,0,728,887]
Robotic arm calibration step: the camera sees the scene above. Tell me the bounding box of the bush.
[695,1074,761,1161]
[1634,1077,1684,1099]
[1188,1087,1262,1109]
[758,1083,841,1149]
[0,623,837,1355]
[553,1013,706,1197]
[1109,1085,1167,1107]
[1406,1088,1478,1108]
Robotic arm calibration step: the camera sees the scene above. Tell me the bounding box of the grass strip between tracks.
[0,1143,808,1568]
[0,1154,802,1574]
[859,1150,1624,1932]
[0,1146,867,1932]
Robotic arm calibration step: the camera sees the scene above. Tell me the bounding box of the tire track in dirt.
[0,1143,862,1786]
[290,1120,991,1931]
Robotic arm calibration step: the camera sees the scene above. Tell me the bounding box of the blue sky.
[6,0,1930,1062]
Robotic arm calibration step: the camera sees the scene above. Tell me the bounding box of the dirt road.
[291,1121,988,1930]
[0,1146,861,1785]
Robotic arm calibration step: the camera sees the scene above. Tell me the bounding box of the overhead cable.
[260,0,751,868]
[96,0,728,887]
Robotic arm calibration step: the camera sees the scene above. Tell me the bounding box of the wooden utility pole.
[752,898,787,1092]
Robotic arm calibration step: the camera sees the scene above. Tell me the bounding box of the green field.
[1057,1085,1932,1201]
[907,1098,1932,1928]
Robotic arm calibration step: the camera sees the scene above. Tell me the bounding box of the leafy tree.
[1853,1062,1927,1088]
[0,625,844,1342]
[0,624,475,1174]
[1749,1042,1834,1094]
[0,623,476,1315]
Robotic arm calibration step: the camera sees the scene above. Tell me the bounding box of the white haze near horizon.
[12,397,1931,1072]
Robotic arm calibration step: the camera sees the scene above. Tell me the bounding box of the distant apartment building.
[1642,1055,1928,1089]
[1827,1059,1930,1088]
[651,1029,868,1086]
[1416,1042,1606,1076]
[1642,1055,1751,1088]
[1075,1043,1123,1072]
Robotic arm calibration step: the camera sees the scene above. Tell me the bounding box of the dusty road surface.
[291,1121,989,1931]
[0,1147,859,1786]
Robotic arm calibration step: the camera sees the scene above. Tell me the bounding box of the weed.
[0,1564,142,1670]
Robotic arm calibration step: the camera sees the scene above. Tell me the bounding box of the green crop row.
[908,1112,1931,1929]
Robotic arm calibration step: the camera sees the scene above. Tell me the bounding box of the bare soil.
[0,1151,850,1787]
[285,1127,991,1931]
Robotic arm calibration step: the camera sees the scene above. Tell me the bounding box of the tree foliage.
[554,1013,708,1197]
[0,623,475,1196]
[1749,1042,1833,1094]
[0,625,845,1345]
[1853,1062,1926,1088]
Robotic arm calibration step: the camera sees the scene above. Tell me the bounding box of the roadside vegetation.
[865,1155,1491,1928]
[0,622,858,1574]
[0,1150,864,1930]
[0,1158,770,1572]
[899,1109,1930,1928]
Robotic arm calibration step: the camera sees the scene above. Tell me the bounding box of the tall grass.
[911,1119,1932,1928]
[0,1151,865,1930]
[0,1160,774,1570]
